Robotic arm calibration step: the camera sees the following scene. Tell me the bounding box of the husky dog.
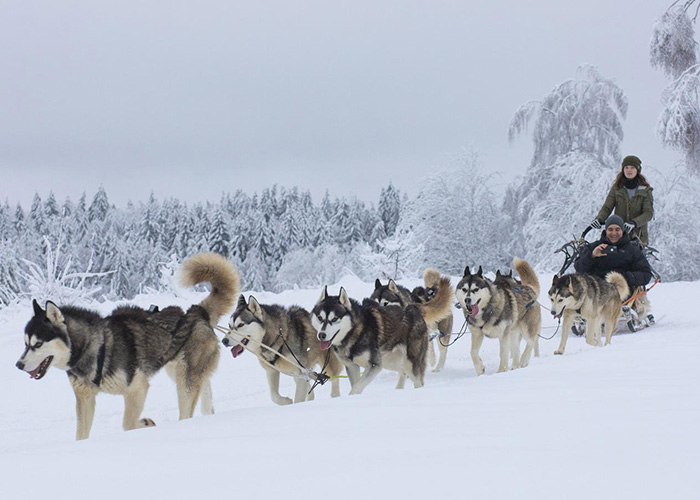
[15,252,239,440]
[455,258,541,376]
[222,295,343,405]
[369,276,435,368]
[494,269,539,359]
[410,269,455,373]
[548,272,629,355]
[312,273,453,395]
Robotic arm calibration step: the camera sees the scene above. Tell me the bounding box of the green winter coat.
[596,184,654,244]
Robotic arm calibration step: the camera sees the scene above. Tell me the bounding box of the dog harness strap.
[525,300,535,310]
[92,340,106,386]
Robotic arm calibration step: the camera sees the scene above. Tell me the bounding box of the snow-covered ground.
[0,275,698,499]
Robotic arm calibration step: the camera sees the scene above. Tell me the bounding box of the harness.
[92,338,106,386]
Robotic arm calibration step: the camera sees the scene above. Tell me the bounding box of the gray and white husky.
[548,272,629,355]
[455,258,541,376]
[370,270,455,373]
[222,295,342,405]
[15,252,240,440]
[311,273,453,395]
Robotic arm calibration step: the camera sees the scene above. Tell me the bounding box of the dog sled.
[554,225,661,334]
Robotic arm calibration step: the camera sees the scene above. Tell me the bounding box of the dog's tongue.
[231,345,245,358]
[468,303,480,318]
[27,366,42,379]
[319,340,332,351]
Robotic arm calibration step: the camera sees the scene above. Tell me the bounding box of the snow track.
[0,277,697,499]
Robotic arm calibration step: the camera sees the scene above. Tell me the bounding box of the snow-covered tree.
[399,152,510,275]
[88,186,110,222]
[509,65,627,168]
[651,2,700,173]
[378,183,401,237]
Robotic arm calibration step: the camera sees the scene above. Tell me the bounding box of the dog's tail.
[179,252,240,327]
[417,269,453,328]
[514,257,539,296]
[423,268,441,288]
[606,272,630,301]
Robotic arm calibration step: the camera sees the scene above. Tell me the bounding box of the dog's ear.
[568,276,575,294]
[339,287,352,310]
[374,279,382,290]
[248,296,263,318]
[508,270,513,278]
[388,280,399,293]
[464,266,471,277]
[45,301,64,325]
[551,275,559,286]
[477,266,483,277]
[32,299,44,317]
[237,294,247,308]
[496,270,502,278]
[318,286,328,304]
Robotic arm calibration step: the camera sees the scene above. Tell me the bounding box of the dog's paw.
[554,349,564,355]
[274,397,293,406]
[432,367,442,373]
[140,418,156,427]
[585,338,599,346]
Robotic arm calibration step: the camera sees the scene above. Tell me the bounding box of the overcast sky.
[0,0,680,208]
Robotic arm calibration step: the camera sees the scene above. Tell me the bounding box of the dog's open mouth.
[465,300,480,318]
[319,339,332,351]
[231,338,249,359]
[27,356,53,380]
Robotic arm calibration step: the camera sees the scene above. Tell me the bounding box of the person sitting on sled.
[575,214,653,325]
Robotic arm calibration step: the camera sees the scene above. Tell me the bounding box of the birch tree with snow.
[651,1,700,173]
[507,65,628,270]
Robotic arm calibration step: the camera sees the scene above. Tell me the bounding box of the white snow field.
[0,275,698,499]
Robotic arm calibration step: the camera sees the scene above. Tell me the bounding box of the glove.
[624,221,635,233]
[590,219,602,229]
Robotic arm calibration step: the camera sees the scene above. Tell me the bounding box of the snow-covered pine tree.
[88,186,110,222]
[209,206,231,257]
[378,182,401,237]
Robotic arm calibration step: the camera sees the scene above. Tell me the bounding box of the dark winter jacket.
[574,234,652,292]
[596,184,654,244]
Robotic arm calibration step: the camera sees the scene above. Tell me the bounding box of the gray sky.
[0,0,680,208]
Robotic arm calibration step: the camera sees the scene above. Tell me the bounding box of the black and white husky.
[222,295,343,405]
[15,252,240,440]
[311,273,452,395]
[370,269,455,373]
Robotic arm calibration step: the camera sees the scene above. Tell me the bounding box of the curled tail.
[606,272,630,301]
[179,252,240,327]
[513,257,540,295]
[417,270,453,328]
[423,268,441,288]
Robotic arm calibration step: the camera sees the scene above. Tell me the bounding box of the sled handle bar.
[580,226,593,240]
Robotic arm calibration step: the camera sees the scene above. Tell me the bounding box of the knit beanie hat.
[621,155,642,172]
[605,214,625,230]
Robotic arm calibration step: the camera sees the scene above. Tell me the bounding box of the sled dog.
[455,258,541,376]
[494,268,540,359]
[222,295,343,405]
[548,272,629,355]
[15,252,239,440]
[369,270,455,381]
[312,273,452,395]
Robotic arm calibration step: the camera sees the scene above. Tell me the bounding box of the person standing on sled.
[590,155,654,245]
[575,214,654,329]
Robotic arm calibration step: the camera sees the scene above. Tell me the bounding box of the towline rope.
[214,325,321,383]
